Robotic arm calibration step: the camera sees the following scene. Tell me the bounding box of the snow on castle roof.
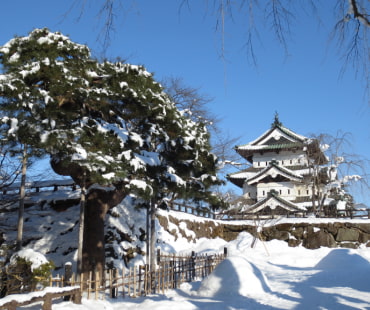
[234,116,315,163]
[246,161,303,185]
[245,191,306,213]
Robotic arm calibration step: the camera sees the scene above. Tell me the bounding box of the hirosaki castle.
[227,115,335,218]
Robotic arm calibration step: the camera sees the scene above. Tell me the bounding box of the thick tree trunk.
[82,192,107,278]
[50,156,128,278]
[81,186,127,280]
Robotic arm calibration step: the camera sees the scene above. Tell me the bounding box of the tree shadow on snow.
[272,249,370,310]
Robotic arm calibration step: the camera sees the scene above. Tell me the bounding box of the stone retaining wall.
[158,213,370,249]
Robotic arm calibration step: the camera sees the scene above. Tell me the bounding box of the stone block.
[336,228,359,242]
[303,230,337,249]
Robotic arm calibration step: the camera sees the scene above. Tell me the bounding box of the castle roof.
[246,161,303,185]
[235,117,307,162]
[245,190,306,213]
[227,161,305,188]
[227,166,260,188]
[234,115,327,165]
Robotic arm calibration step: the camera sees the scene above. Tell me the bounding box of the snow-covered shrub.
[6,249,54,294]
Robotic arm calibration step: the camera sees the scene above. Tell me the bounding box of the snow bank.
[197,256,270,298]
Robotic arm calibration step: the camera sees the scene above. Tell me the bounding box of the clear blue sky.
[1,1,369,204]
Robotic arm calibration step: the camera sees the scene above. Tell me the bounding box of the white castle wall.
[252,151,307,168]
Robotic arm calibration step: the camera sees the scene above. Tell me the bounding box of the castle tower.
[227,114,328,217]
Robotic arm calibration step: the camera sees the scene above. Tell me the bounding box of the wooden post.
[42,294,52,310]
[95,271,99,300]
[121,268,125,298]
[138,266,143,296]
[224,247,228,258]
[87,271,92,299]
[143,264,149,295]
[127,267,131,297]
[157,249,161,264]
[169,260,174,289]
[109,269,113,298]
[133,266,137,298]
[161,264,165,294]
[79,273,83,295]
[63,262,73,301]
[64,263,72,286]
[111,268,117,298]
[190,251,195,281]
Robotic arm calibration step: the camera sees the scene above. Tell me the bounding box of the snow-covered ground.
[10,231,370,310]
[2,193,370,309]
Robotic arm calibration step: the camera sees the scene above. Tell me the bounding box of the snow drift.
[197,256,271,298]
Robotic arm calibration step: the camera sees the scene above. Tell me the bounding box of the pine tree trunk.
[50,157,128,278]
[82,193,107,279]
[149,199,156,273]
[81,186,127,281]
[76,172,86,277]
[16,145,27,251]
[149,199,157,293]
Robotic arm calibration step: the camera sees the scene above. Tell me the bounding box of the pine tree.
[0,29,224,277]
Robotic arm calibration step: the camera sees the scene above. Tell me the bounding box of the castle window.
[298,190,301,195]
[306,190,309,195]
[288,189,290,194]
[290,160,292,164]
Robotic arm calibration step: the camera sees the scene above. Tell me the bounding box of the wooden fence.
[167,202,217,219]
[218,208,370,220]
[0,287,81,310]
[1,179,77,196]
[1,249,227,302]
[3,178,369,221]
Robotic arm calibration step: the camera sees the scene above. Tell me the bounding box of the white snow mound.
[197,256,270,298]
[10,249,49,271]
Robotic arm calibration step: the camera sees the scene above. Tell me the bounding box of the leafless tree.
[162,76,241,176]
[307,131,370,215]
[161,76,216,126]
[0,141,23,190]
[68,0,369,100]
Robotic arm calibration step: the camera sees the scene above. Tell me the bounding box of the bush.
[5,249,54,294]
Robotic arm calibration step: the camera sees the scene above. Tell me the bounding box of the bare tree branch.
[311,130,370,206]
[349,0,370,27]
[67,1,369,98]
[266,0,295,55]
[161,76,241,175]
